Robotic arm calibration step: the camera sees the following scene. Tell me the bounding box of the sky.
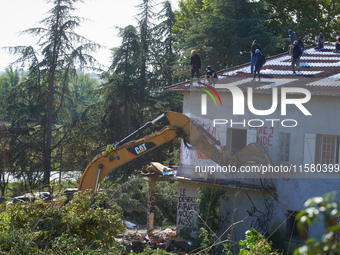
[0,0,179,72]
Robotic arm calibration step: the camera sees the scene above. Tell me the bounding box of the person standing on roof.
[292,40,302,74]
[253,49,266,81]
[250,40,261,74]
[204,65,218,86]
[335,37,340,53]
[190,50,201,84]
[315,32,325,49]
[298,37,305,52]
[288,29,298,45]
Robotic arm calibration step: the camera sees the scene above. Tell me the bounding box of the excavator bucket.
[236,143,274,167]
[164,111,229,166]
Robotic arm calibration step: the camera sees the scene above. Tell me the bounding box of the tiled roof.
[165,43,340,97]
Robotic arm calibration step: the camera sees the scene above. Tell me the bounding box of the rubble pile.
[117,226,190,254]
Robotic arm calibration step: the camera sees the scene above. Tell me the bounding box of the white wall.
[179,88,340,244]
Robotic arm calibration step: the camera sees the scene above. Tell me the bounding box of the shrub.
[0,189,125,253]
[236,228,282,255]
[64,190,125,248]
[103,176,178,226]
[294,192,340,255]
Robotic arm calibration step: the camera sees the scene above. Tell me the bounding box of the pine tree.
[7,0,100,185]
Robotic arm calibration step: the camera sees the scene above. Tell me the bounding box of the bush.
[0,190,125,253]
[104,176,178,226]
[236,228,282,255]
[294,192,340,255]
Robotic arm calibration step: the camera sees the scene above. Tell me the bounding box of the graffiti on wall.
[182,118,217,163]
[246,179,278,235]
[177,188,199,228]
[147,179,156,231]
[249,126,274,152]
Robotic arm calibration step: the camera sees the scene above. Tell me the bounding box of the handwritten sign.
[177,188,199,228]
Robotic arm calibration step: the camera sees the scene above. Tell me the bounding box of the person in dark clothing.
[190,50,201,84]
[292,40,303,74]
[297,37,305,52]
[315,32,325,49]
[335,37,340,53]
[250,39,261,74]
[204,65,218,86]
[253,49,266,81]
[288,29,298,45]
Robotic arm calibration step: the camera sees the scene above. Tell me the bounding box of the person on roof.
[250,39,261,74]
[292,40,303,74]
[298,37,305,52]
[190,50,201,85]
[204,65,218,86]
[288,29,298,45]
[315,32,325,49]
[335,37,340,53]
[253,49,266,81]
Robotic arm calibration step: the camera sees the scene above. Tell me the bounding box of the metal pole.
[94,164,103,193]
[114,113,165,147]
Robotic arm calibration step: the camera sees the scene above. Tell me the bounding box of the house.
[164,43,340,252]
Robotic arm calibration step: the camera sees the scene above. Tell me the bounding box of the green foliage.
[178,187,225,252]
[0,190,125,253]
[293,192,340,255]
[103,176,178,226]
[128,246,172,254]
[5,0,101,185]
[173,0,281,70]
[64,190,125,247]
[262,0,340,43]
[235,228,282,255]
[197,187,225,232]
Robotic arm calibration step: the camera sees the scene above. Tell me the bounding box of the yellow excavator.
[78,111,273,192]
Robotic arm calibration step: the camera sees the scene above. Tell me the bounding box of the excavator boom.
[78,111,228,192]
[78,111,273,192]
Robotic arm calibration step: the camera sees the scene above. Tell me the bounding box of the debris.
[118,227,189,254]
[143,162,177,176]
[7,192,53,205]
[124,220,137,229]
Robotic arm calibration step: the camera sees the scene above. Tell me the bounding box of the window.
[315,135,339,165]
[286,210,308,240]
[321,135,338,164]
[227,128,247,154]
[279,132,290,162]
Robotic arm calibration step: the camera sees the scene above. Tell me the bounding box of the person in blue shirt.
[288,29,298,45]
[253,49,266,81]
[250,40,261,74]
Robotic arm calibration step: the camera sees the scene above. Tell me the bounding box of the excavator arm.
[78,111,229,192]
[78,111,273,192]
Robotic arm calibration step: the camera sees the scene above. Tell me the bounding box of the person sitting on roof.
[315,32,325,49]
[204,65,218,86]
[335,37,340,53]
[253,49,266,81]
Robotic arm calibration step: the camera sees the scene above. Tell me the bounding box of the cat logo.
[127,142,156,157]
